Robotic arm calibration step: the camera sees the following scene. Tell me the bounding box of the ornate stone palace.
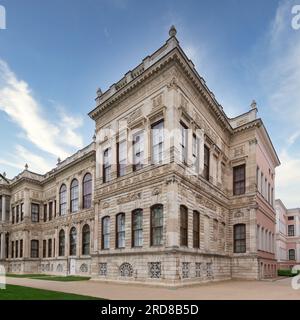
[0,26,280,285]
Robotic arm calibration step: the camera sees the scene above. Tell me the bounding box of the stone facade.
[275,199,300,270]
[0,26,280,286]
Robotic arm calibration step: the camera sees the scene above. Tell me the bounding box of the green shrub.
[278,269,300,277]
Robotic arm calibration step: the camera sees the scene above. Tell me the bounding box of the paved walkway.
[5,277,300,300]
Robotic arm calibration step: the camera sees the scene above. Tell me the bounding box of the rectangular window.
[261,173,264,195]
[117,141,126,177]
[288,225,295,236]
[180,122,188,164]
[48,202,53,221]
[233,164,246,195]
[11,241,14,258]
[44,204,47,222]
[48,239,52,258]
[132,209,143,247]
[116,213,125,248]
[20,239,23,258]
[12,207,15,224]
[102,217,110,249]
[180,206,188,246]
[15,240,18,258]
[193,211,200,248]
[103,148,112,183]
[133,132,144,171]
[203,145,210,181]
[192,134,199,173]
[234,224,246,253]
[152,120,164,164]
[43,240,46,258]
[31,204,40,222]
[151,205,163,246]
[288,216,294,221]
[21,203,24,221]
[16,205,19,223]
[31,240,39,258]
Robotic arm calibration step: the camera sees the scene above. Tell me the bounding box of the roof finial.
[57,157,61,164]
[169,25,177,38]
[96,87,102,97]
[251,99,257,109]
[25,163,28,170]
[3,172,6,177]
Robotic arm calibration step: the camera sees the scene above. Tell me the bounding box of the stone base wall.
[90,251,232,287]
[231,256,259,279]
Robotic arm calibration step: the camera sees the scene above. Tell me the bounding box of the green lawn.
[0,284,101,300]
[7,274,91,281]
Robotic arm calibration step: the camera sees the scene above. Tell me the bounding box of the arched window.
[82,224,90,255]
[69,227,77,256]
[102,216,110,249]
[83,173,92,209]
[180,205,188,246]
[289,249,295,260]
[70,179,79,213]
[151,204,163,246]
[193,210,200,248]
[58,229,65,256]
[116,213,125,248]
[132,209,143,247]
[234,224,246,253]
[59,184,67,215]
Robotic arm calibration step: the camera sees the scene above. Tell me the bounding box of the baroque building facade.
[0,27,280,285]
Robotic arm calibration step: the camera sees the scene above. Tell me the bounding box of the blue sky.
[0,0,299,207]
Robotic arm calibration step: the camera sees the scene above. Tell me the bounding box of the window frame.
[58,229,65,256]
[132,209,143,247]
[151,120,164,165]
[233,223,246,253]
[31,203,40,223]
[83,173,92,209]
[102,216,110,250]
[150,204,164,246]
[69,227,77,256]
[116,213,125,249]
[103,148,112,183]
[180,205,188,247]
[203,145,210,181]
[70,179,79,213]
[193,210,200,248]
[82,224,90,255]
[59,184,67,215]
[31,240,39,258]
[233,164,246,196]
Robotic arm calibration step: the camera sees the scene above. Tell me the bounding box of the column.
[0,233,5,259]
[93,203,99,253]
[1,196,5,222]
[249,206,257,252]
[165,179,179,248]
[76,223,81,257]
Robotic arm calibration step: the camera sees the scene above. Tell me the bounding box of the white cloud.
[0,59,84,164]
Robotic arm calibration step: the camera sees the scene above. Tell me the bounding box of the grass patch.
[7,274,90,281]
[0,284,101,300]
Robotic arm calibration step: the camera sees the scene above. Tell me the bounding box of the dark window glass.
[234,224,246,253]
[48,238,52,257]
[11,241,14,258]
[180,205,188,246]
[151,204,163,246]
[44,204,47,222]
[59,229,65,256]
[31,240,39,258]
[31,204,39,222]
[70,179,79,213]
[43,239,46,258]
[20,239,23,258]
[102,216,110,249]
[16,205,19,223]
[59,184,67,215]
[48,202,53,220]
[116,213,125,248]
[193,210,200,248]
[82,224,90,255]
[289,249,295,260]
[203,145,210,181]
[288,216,294,221]
[288,225,295,236]
[15,240,18,258]
[132,209,143,247]
[69,227,77,256]
[233,164,246,195]
[21,203,24,221]
[83,173,92,209]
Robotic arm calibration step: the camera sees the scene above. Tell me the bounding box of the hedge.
[278,269,300,277]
